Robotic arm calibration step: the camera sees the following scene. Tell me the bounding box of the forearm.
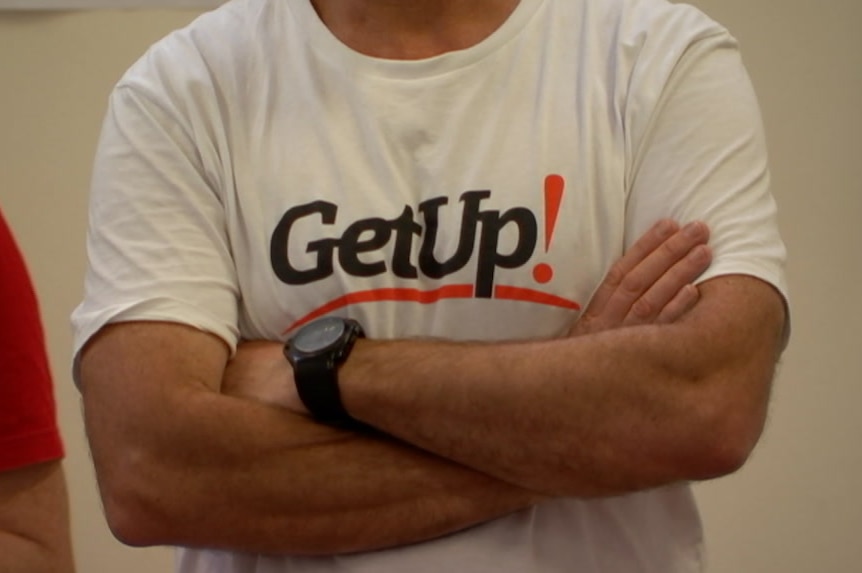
[342,332,708,497]
[86,380,537,555]
[340,276,784,497]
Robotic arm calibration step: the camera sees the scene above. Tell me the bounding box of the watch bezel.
[289,315,350,356]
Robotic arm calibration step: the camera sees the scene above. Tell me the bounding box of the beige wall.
[0,9,200,571]
[0,1,859,572]
[688,1,862,571]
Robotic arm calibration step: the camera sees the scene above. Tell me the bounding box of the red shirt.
[0,209,64,471]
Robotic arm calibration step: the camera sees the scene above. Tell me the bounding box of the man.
[1,209,75,573]
[73,0,788,572]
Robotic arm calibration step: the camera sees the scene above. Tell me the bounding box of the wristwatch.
[284,316,365,425]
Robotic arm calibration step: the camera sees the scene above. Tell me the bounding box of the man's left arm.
[354,22,779,497]
[244,25,788,501]
[334,273,785,498]
[237,222,785,499]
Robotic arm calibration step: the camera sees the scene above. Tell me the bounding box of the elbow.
[683,375,770,480]
[101,491,159,548]
[690,425,759,480]
[95,451,174,548]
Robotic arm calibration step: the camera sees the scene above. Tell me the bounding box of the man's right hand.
[224,220,712,412]
[570,219,712,337]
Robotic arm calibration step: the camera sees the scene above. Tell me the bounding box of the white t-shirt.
[73,0,789,571]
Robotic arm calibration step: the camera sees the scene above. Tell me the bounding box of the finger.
[583,219,680,318]
[626,243,712,325]
[655,284,701,324]
[603,221,709,324]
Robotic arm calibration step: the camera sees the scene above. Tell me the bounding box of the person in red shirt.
[0,208,75,573]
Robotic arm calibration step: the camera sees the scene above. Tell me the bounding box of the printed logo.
[271,175,581,332]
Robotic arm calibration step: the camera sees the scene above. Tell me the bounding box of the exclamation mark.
[533,174,564,284]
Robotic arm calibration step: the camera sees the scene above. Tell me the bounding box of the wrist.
[337,337,373,418]
[222,341,304,412]
[284,317,365,426]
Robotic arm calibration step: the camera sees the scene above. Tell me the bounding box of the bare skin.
[336,274,783,497]
[79,219,725,555]
[239,221,785,499]
[310,0,522,59]
[0,461,75,573]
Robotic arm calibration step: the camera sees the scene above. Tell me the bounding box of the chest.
[218,45,629,340]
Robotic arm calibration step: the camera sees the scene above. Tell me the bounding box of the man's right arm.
[80,320,539,556]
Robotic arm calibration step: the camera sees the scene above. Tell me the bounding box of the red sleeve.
[0,209,64,472]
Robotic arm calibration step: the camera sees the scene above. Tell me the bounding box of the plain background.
[1,1,859,571]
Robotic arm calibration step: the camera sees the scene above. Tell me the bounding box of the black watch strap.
[293,357,353,425]
[287,318,365,428]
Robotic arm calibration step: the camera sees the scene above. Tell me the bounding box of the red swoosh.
[284,284,580,334]
[494,285,581,310]
[284,285,475,333]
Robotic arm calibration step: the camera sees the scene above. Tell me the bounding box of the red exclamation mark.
[533,174,564,284]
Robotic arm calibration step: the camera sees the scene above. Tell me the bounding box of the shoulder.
[551,0,733,73]
[584,0,729,44]
[114,0,294,108]
[539,0,737,104]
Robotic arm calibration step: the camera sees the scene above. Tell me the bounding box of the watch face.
[292,316,346,354]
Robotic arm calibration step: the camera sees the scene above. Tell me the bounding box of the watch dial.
[293,317,346,353]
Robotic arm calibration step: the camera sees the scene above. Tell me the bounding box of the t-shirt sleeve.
[622,11,790,314]
[71,73,240,369]
[0,210,64,472]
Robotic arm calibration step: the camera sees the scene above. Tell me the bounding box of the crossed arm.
[79,220,786,555]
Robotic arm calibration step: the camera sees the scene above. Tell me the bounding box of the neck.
[309,0,521,59]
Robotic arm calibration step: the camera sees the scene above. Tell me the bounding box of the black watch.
[284,316,364,425]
